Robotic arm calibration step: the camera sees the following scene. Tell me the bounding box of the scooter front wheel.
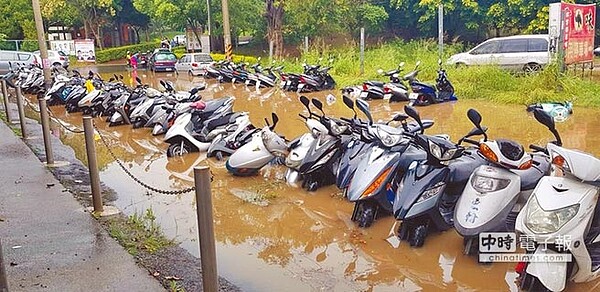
[167,141,192,157]
[353,201,378,228]
[409,223,429,247]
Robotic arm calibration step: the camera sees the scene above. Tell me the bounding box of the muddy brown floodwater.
[36,66,600,291]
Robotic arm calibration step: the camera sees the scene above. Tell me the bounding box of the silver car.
[175,53,214,76]
[0,50,41,75]
[34,50,70,68]
[447,34,550,72]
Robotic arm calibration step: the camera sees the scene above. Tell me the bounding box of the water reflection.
[36,65,600,291]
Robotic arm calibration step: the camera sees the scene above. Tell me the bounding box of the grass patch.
[271,39,600,107]
[107,208,174,256]
[0,110,23,136]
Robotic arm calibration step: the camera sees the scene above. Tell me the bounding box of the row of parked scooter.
[6,63,259,160]
[343,60,457,106]
[203,58,336,92]
[224,95,600,292]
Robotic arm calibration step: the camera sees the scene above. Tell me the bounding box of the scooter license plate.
[409,92,419,100]
[298,83,305,89]
[360,91,369,98]
[383,93,392,100]
[165,68,172,71]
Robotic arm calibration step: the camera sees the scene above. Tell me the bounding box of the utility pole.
[32,0,51,87]
[221,0,232,60]
[206,0,212,36]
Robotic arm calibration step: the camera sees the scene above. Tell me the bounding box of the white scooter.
[226,113,288,176]
[285,96,329,185]
[454,109,551,256]
[515,109,600,292]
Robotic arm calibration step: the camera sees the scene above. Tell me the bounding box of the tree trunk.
[265,0,284,58]
[145,29,150,42]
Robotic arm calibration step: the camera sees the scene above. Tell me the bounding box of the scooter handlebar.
[529,144,547,153]
[462,138,480,146]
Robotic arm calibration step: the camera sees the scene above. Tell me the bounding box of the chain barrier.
[24,100,40,113]
[45,106,85,134]
[92,121,196,195]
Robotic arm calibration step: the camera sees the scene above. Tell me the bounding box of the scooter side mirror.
[299,95,311,113]
[160,80,166,88]
[399,62,405,67]
[377,69,384,75]
[119,75,124,80]
[311,98,324,113]
[415,61,421,70]
[342,95,354,110]
[403,105,424,133]
[109,77,115,82]
[533,108,562,146]
[355,99,373,125]
[438,59,442,66]
[271,112,279,129]
[467,108,482,129]
[135,77,142,85]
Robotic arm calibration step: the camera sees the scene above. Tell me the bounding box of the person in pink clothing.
[130,53,138,69]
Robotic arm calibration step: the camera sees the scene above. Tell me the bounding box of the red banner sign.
[561,3,596,65]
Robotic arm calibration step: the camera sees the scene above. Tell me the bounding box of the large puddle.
[36,66,600,291]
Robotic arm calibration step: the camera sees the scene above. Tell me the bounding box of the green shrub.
[95,41,161,63]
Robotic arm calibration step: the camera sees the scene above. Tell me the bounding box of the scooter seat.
[412,81,436,90]
[204,112,244,131]
[366,81,384,87]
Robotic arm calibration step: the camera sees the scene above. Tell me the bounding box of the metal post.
[304,36,308,54]
[1,80,11,122]
[15,40,19,51]
[37,97,54,165]
[16,86,27,139]
[360,27,365,75]
[32,0,51,87]
[269,41,274,62]
[438,4,444,60]
[194,166,217,292]
[0,239,8,292]
[206,0,212,37]
[83,116,103,213]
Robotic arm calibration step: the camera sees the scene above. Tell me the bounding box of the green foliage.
[107,208,174,256]
[277,40,600,107]
[95,41,160,63]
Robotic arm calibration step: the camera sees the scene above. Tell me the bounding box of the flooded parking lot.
[35,66,600,291]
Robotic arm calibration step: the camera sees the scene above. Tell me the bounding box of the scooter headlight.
[428,141,457,161]
[525,197,579,234]
[329,120,348,136]
[376,128,401,147]
[416,182,445,203]
[470,174,510,194]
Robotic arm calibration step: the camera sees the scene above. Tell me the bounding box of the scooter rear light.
[362,83,368,91]
[281,75,286,81]
[515,261,527,274]
[383,86,390,93]
[299,76,306,83]
[192,63,198,67]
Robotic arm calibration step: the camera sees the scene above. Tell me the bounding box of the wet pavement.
[0,114,165,291]
[29,65,600,291]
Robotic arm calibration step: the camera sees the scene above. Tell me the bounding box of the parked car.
[0,50,41,75]
[447,34,550,72]
[34,50,70,68]
[175,53,214,76]
[149,51,177,72]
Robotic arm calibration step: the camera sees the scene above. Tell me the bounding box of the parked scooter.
[391,107,491,247]
[358,63,409,102]
[515,109,600,292]
[408,60,457,106]
[284,96,328,185]
[226,113,288,176]
[455,109,551,255]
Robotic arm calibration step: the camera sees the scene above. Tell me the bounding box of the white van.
[447,34,550,72]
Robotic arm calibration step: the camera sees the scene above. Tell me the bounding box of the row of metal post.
[0,80,218,291]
